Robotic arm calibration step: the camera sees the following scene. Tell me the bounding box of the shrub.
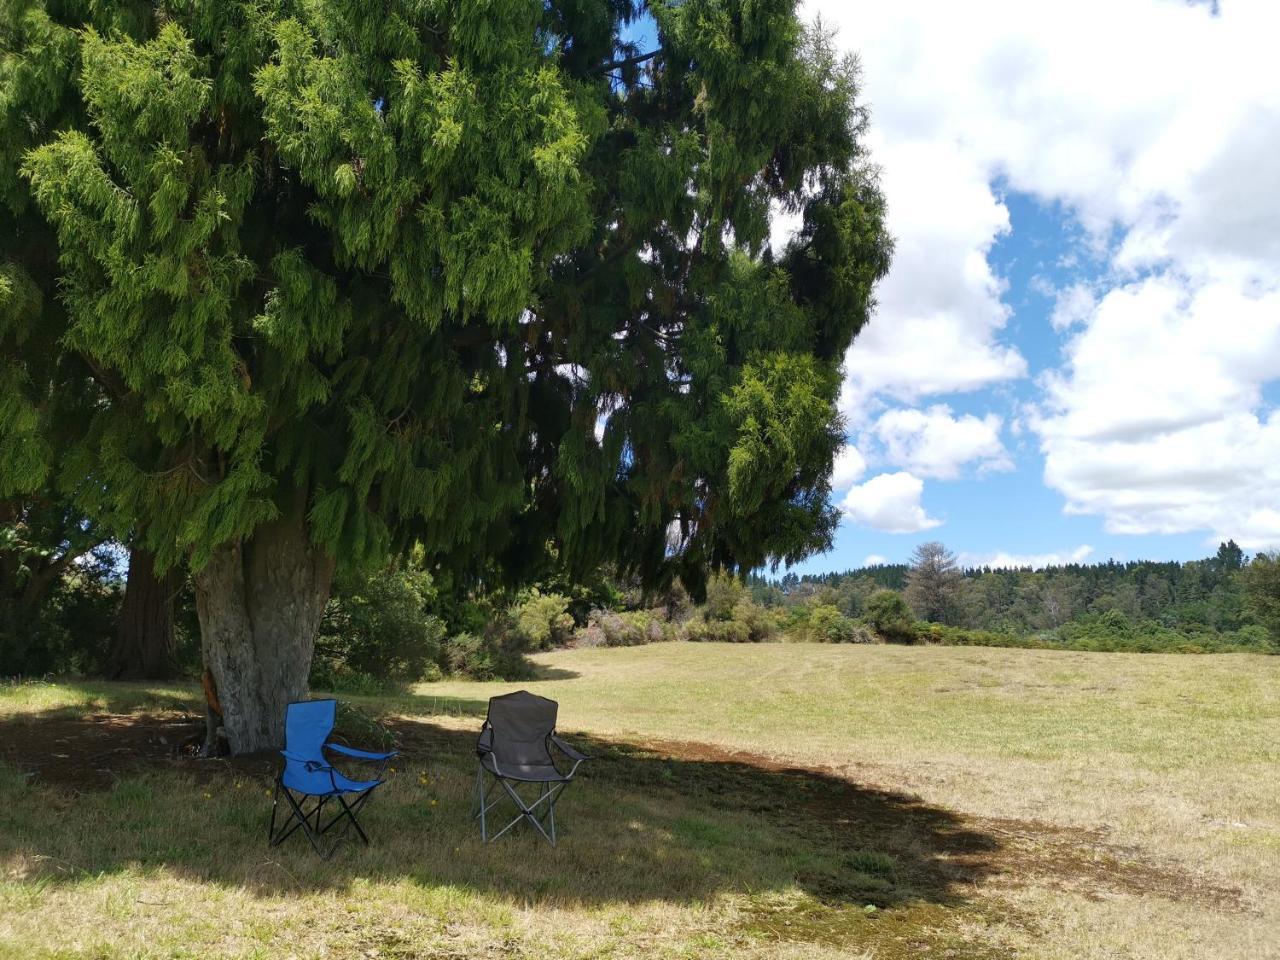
[442,632,490,678]
[512,590,575,650]
[864,589,918,643]
[703,572,745,621]
[808,604,859,643]
[577,608,669,647]
[1230,624,1276,650]
[312,560,445,691]
[683,618,752,643]
[441,629,533,681]
[731,598,784,642]
[915,623,1030,648]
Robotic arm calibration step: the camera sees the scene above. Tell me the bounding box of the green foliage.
[576,607,671,647]
[682,617,751,643]
[511,589,575,651]
[806,603,861,643]
[765,541,1262,647]
[2,0,890,603]
[703,572,746,621]
[441,630,532,682]
[0,551,122,676]
[864,590,917,644]
[311,559,445,692]
[1241,552,1280,642]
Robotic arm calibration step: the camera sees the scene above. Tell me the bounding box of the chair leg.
[480,777,566,845]
[270,786,330,857]
[268,779,282,843]
[546,783,557,846]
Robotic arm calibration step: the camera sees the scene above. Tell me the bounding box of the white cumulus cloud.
[830,444,868,491]
[839,472,942,534]
[1034,274,1280,547]
[806,0,1280,550]
[873,405,1011,480]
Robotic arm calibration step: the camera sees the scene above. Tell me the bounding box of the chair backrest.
[285,699,337,760]
[486,691,557,767]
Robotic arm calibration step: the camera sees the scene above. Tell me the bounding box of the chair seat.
[283,763,382,796]
[480,753,568,782]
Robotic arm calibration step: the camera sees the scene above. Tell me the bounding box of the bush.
[312,561,445,692]
[441,629,533,681]
[682,618,751,643]
[807,604,859,643]
[576,608,669,647]
[864,589,918,643]
[703,572,745,621]
[512,590,575,650]
[1230,624,1276,650]
[915,623,1029,648]
[0,552,122,677]
[732,598,784,642]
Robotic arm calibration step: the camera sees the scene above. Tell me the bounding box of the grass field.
[2,643,1278,958]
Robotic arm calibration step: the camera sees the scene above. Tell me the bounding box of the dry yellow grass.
[423,643,1280,959]
[1,642,1278,958]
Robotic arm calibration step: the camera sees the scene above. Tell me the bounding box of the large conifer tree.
[2,0,890,751]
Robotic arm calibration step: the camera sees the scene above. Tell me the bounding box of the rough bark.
[192,509,334,754]
[110,546,181,679]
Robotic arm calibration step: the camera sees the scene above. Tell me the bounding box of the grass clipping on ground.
[2,642,1278,959]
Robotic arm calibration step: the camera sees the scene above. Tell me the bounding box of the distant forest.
[747,541,1278,652]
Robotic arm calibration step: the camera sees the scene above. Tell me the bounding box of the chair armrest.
[550,734,590,763]
[280,750,333,774]
[476,724,493,756]
[325,742,397,762]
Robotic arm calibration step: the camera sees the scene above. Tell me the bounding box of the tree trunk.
[110,547,181,679]
[192,511,334,755]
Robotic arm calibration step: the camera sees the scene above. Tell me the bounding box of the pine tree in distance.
[1,0,891,751]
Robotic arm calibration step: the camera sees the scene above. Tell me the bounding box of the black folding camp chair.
[473,690,589,845]
[268,699,397,858]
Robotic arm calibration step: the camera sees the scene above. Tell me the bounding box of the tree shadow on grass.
[0,697,1003,921]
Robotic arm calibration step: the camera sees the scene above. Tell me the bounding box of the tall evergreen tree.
[904,541,961,624]
[2,0,890,751]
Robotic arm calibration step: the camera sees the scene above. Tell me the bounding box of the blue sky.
[785,1,1280,573]
[804,189,1212,573]
[624,3,1280,574]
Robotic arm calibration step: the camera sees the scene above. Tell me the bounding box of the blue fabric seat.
[268,699,397,857]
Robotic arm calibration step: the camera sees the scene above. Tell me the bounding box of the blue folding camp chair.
[268,699,397,857]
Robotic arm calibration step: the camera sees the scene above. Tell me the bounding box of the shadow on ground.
[0,690,1002,920]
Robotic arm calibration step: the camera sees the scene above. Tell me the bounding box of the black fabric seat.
[473,690,589,844]
[479,753,569,782]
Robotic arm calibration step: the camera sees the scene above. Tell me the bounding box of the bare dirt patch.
[0,712,275,791]
[637,737,1245,914]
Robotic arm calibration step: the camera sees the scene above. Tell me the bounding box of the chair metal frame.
[267,699,397,858]
[473,691,589,846]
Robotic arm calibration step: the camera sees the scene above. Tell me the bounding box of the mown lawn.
[2,642,1279,959]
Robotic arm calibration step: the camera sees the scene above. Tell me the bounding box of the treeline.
[5,525,1280,692]
[748,541,1280,653]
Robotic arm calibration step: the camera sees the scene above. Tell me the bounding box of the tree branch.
[21,536,106,608]
[596,49,660,74]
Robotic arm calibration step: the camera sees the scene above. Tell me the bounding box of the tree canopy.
[1,0,890,749]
